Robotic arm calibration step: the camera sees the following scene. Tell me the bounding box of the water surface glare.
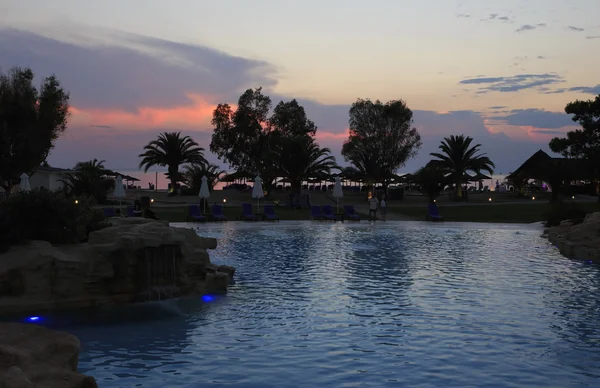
[68,222,600,386]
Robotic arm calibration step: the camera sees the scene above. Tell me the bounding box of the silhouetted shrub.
[543,203,588,227]
[180,187,197,196]
[0,188,109,246]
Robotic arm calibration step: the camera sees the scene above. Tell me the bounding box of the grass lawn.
[389,202,600,223]
[151,205,368,222]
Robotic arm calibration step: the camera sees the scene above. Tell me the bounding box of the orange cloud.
[483,118,577,142]
[69,93,220,130]
[315,129,350,141]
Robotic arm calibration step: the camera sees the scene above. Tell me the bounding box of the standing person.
[368,193,379,221]
[379,194,387,221]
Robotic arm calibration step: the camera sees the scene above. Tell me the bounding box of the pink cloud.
[315,129,350,141]
[69,93,220,130]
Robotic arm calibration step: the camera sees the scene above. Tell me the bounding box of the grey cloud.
[281,97,350,132]
[483,14,510,22]
[489,106,506,109]
[531,130,565,135]
[541,88,566,94]
[568,85,600,95]
[491,108,574,129]
[459,73,564,93]
[90,125,113,129]
[516,24,535,32]
[586,35,600,39]
[0,28,278,111]
[457,14,470,18]
[568,26,584,31]
[516,24,545,32]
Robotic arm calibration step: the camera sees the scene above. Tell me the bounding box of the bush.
[0,188,108,247]
[180,186,197,196]
[543,202,588,227]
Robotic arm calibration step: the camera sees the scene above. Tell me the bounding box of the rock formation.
[0,218,235,316]
[544,212,600,263]
[0,322,97,388]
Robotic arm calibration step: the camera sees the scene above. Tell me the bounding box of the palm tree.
[276,136,339,194]
[182,163,226,192]
[60,158,115,203]
[139,132,206,195]
[411,163,448,203]
[429,135,495,198]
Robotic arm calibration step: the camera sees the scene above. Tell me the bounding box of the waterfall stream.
[139,245,181,301]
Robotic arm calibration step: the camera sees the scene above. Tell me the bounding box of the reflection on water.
[33,222,600,387]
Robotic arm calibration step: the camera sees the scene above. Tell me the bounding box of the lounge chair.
[210,204,227,222]
[310,205,325,221]
[426,203,444,221]
[263,204,279,221]
[343,205,361,221]
[321,205,337,221]
[188,205,208,222]
[126,205,142,217]
[103,207,116,218]
[241,203,258,221]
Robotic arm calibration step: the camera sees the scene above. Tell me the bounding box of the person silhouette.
[379,194,387,221]
[368,193,379,221]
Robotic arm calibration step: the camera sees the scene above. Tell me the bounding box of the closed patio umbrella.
[113,175,126,213]
[19,173,31,192]
[199,175,210,213]
[252,176,264,213]
[333,176,343,214]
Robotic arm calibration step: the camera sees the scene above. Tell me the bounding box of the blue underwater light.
[27,316,41,322]
[202,295,215,302]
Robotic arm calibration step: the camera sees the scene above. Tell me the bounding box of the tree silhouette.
[0,67,70,191]
[549,94,600,198]
[429,135,495,198]
[342,98,421,191]
[182,162,226,192]
[139,132,206,195]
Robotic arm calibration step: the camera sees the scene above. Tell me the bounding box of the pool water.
[49,222,600,386]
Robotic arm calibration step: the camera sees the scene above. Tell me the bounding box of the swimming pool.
[64,221,600,387]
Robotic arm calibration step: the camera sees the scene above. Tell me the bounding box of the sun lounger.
[426,203,444,221]
[321,205,337,221]
[310,205,325,221]
[188,205,208,222]
[103,207,116,218]
[241,203,258,221]
[210,204,227,222]
[263,204,279,221]
[343,205,361,221]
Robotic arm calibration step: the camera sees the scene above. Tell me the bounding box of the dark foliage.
[543,203,588,227]
[342,98,422,188]
[0,188,108,248]
[60,159,115,204]
[139,131,206,196]
[0,67,70,191]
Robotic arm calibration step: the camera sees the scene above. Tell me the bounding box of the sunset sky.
[1,0,599,175]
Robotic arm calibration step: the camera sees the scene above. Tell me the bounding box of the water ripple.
[61,221,600,387]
